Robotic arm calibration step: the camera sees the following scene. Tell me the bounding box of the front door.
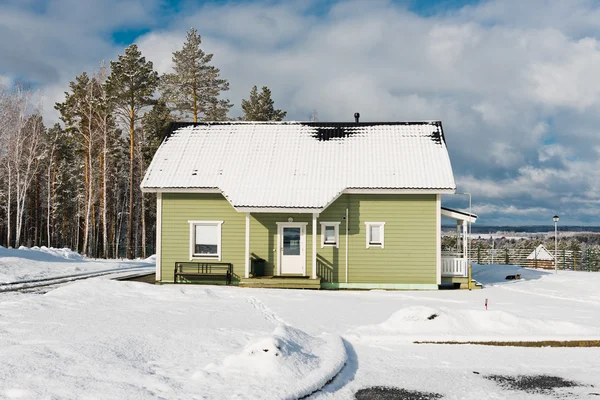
[278,223,306,275]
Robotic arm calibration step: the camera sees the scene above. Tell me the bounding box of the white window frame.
[188,220,224,260]
[365,222,386,248]
[320,222,340,248]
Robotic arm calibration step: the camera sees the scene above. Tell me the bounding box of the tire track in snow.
[244,295,288,325]
[0,265,154,293]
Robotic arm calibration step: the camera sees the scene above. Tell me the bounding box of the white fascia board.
[235,207,323,213]
[140,187,222,193]
[441,208,478,223]
[344,188,455,194]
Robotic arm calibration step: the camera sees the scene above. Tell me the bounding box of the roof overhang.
[441,207,478,223]
[141,186,457,212]
[235,207,322,213]
[141,187,221,193]
[344,188,455,194]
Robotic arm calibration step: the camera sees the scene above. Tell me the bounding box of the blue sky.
[2,0,600,226]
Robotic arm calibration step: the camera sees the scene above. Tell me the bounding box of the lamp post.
[553,215,559,273]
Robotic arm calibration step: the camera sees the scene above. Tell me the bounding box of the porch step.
[239,276,322,290]
[441,276,483,290]
[460,280,483,290]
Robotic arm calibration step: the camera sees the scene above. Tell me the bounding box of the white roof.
[526,244,554,260]
[441,207,478,223]
[141,121,456,210]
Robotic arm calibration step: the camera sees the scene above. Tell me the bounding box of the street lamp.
[553,215,559,273]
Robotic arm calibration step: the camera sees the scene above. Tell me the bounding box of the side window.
[365,222,385,248]
[320,222,340,248]
[188,221,223,260]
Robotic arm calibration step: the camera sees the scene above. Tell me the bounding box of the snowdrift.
[349,305,597,343]
[193,324,347,399]
[472,263,550,286]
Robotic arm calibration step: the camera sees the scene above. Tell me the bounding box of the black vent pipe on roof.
[354,112,360,123]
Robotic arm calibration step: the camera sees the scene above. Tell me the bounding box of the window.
[320,222,340,248]
[189,221,223,259]
[365,222,386,248]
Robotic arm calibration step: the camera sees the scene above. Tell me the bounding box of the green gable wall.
[159,192,437,286]
[161,193,246,282]
[317,194,437,285]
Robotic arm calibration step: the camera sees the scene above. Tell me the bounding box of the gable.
[526,244,554,260]
[141,121,456,210]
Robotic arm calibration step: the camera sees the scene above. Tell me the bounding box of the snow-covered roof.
[526,244,555,260]
[141,121,456,210]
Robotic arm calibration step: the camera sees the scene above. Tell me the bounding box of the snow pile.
[27,246,84,260]
[193,324,347,399]
[349,305,597,342]
[1,245,82,263]
[472,263,550,286]
[0,246,153,283]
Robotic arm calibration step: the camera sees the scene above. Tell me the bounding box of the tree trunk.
[127,105,135,259]
[100,150,108,259]
[7,166,11,247]
[34,159,39,246]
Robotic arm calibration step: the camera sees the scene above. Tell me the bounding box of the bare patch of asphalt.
[353,374,599,399]
[354,387,442,400]
[481,373,598,398]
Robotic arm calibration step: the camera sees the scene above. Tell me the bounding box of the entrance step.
[239,276,321,290]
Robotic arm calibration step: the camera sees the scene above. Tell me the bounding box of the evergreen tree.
[142,100,172,163]
[55,72,103,255]
[139,100,172,258]
[241,85,287,121]
[160,28,232,122]
[105,44,159,259]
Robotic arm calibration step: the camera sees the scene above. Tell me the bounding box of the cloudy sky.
[1,0,600,226]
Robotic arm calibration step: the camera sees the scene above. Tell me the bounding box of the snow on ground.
[472,263,551,286]
[1,249,599,399]
[0,245,154,283]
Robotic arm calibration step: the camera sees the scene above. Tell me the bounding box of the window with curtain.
[189,221,223,258]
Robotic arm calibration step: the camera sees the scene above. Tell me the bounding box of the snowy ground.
[1,251,599,399]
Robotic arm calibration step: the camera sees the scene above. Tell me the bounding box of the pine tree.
[139,100,172,258]
[160,28,232,122]
[241,85,287,121]
[105,44,159,259]
[55,72,103,255]
[142,100,172,163]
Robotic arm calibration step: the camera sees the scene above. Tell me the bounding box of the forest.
[0,29,286,259]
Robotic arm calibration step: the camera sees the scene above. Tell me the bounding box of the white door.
[279,223,306,275]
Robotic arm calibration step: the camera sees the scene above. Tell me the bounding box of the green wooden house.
[141,120,474,289]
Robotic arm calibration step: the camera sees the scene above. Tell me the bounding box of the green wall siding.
[250,214,315,277]
[161,193,246,282]
[160,192,437,285]
[317,194,437,285]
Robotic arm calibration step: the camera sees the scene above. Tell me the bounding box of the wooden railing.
[441,256,468,277]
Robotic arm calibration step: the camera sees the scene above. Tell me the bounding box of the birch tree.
[0,86,44,247]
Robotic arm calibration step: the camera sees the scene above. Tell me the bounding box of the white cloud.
[5,0,600,224]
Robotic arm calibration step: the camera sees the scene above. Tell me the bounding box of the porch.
[239,276,322,289]
[440,207,478,286]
